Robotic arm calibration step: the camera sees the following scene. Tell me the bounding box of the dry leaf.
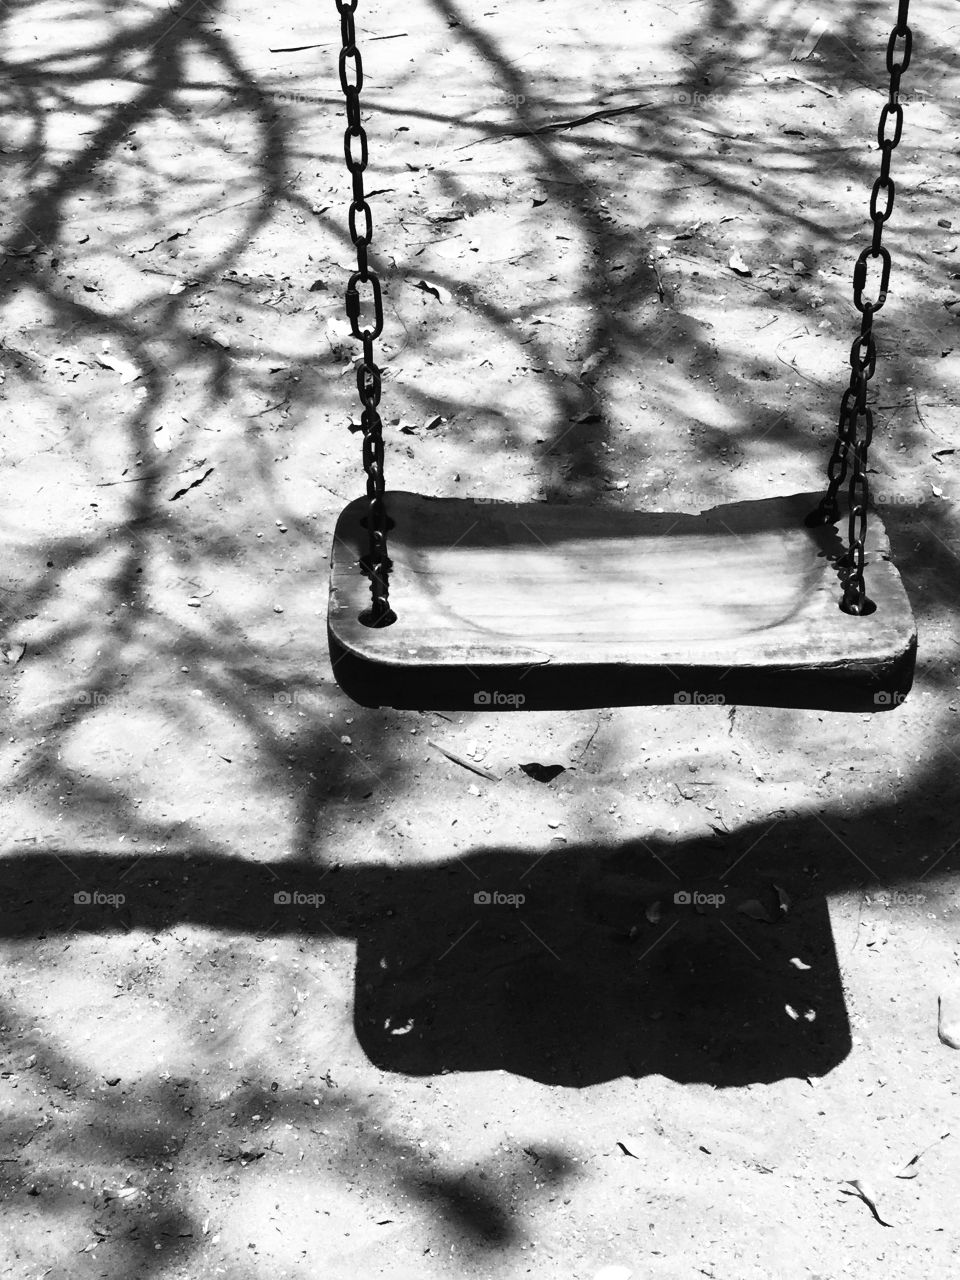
[728,249,752,276]
[580,348,608,378]
[415,279,452,304]
[896,1132,951,1179]
[97,353,141,384]
[840,1178,893,1227]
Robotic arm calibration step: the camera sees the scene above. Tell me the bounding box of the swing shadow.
[6,749,957,1091]
[0,840,845,1088]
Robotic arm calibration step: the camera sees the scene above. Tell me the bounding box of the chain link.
[807,0,911,615]
[334,0,394,626]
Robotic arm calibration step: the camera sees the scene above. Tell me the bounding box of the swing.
[326,0,918,713]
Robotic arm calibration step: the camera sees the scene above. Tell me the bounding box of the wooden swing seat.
[327,491,916,712]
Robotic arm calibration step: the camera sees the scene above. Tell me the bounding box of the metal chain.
[334,0,395,626]
[808,0,911,615]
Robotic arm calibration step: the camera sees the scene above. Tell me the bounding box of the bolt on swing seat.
[325,0,918,714]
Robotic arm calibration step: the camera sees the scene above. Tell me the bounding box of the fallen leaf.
[840,1178,893,1227]
[135,227,191,254]
[97,354,141,384]
[895,1132,951,1178]
[580,348,608,378]
[790,15,828,61]
[1,642,26,664]
[414,279,452,304]
[673,220,703,240]
[169,466,214,503]
[728,249,752,276]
